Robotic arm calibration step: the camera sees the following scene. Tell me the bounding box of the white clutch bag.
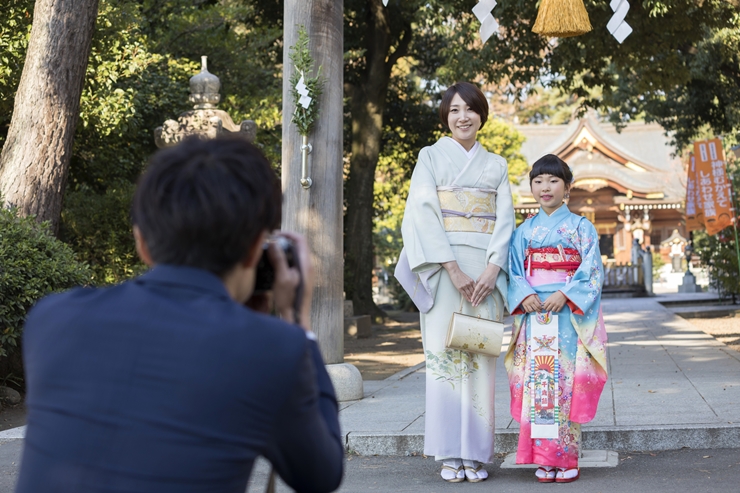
[445,295,504,357]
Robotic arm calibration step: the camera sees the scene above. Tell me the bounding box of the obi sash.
[525,247,581,275]
[437,186,497,234]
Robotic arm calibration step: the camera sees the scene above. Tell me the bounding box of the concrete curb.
[346,424,740,456]
[0,426,25,445]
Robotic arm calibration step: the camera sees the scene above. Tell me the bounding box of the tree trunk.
[0,0,99,233]
[282,0,344,363]
[344,0,409,319]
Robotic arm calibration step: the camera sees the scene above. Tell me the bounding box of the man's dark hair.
[132,136,281,277]
[529,154,574,186]
[439,81,489,131]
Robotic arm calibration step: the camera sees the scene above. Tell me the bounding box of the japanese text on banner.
[685,153,703,231]
[693,139,734,235]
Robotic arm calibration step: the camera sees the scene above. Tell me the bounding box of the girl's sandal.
[440,464,465,483]
[555,467,580,483]
[535,466,556,483]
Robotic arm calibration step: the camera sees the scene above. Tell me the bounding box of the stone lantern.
[154,56,256,148]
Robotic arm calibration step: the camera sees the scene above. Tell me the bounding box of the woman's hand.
[521,294,543,313]
[441,261,475,302]
[471,263,500,307]
[542,291,567,313]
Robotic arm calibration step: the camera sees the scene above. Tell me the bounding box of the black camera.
[254,236,299,293]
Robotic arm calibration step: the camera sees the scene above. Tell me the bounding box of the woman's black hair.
[439,82,489,131]
[529,154,573,186]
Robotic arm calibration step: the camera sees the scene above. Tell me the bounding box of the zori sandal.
[555,467,580,483]
[535,466,556,483]
[440,463,465,483]
[463,460,488,482]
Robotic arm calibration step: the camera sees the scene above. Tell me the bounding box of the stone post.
[282,1,362,401]
[643,247,653,296]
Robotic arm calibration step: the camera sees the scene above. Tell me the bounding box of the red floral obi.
[524,247,581,273]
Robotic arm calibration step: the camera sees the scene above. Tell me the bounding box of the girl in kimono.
[400,82,515,483]
[506,154,608,483]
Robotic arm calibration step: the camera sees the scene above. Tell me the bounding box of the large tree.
[546,0,739,149]
[0,0,99,232]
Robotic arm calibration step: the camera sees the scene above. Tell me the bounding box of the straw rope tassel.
[532,0,592,38]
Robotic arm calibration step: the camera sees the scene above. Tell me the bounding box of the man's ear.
[243,230,269,269]
[133,226,155,267]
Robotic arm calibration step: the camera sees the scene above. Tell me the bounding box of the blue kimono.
[506,204,608,468]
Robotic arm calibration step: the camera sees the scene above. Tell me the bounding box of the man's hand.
[441,261,475,302]
[471,263,500,307]
[521,294,543,313]
[542,291,567,313]
[271,231,314,332]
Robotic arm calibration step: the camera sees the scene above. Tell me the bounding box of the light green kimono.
[401,136,515,463]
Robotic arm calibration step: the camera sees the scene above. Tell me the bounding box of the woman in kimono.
[400,82,515,483]
[506,154,608,483]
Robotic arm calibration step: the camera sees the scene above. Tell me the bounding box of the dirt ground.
[343,310,425,380]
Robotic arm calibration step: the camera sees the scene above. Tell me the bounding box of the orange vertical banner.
[685,153,703,232]
[693,139,734,235]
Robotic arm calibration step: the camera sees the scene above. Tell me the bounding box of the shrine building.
[512,115,687,265]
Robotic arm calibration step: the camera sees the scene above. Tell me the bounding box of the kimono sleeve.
[486,155,515,271]
[401,147,456,273]
[507,224,537,315]
[559,218,604,316]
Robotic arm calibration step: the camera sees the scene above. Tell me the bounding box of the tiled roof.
[512,116,685,201]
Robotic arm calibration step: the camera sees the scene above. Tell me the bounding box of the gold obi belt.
[437,186,497,234]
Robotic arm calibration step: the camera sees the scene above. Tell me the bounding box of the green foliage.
[289,25,324,136]
[550,0,740,149]
[1,0,286,285]
[652,251,666,281]
[0,204,91,360]
[477,118,528,184]
[70,1,199,191]
[0,0,32,148]
[692,155,740,298]
[60,184,146,285]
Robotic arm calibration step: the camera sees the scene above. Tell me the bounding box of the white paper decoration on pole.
[607,0,632,44]
[295,74,312,109]
[383,0,388,5]
[472,0,499,44]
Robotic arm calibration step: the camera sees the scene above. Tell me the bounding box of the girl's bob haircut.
[529,154,574,186]
[439,82,489,131]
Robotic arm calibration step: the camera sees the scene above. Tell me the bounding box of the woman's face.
[447,93,481,150]
[531,173,569,215]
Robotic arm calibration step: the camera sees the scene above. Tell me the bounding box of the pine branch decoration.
[289,26,324,136]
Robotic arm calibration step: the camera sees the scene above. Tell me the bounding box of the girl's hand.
[442,261,475,302]
[542,291,567,313]
[471,263,500,307]
[521,294,543,313]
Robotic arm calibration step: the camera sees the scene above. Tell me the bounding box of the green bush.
[652,251,666,281]
[60,183,145,285]
[0,204,92,378]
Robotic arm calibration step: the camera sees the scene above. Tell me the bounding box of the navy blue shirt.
[16,265,343,493]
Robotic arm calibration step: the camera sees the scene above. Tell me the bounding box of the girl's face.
[531,173,569,215]
[447,93,481,150]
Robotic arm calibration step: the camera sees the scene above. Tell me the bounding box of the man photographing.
[15,137,344,493]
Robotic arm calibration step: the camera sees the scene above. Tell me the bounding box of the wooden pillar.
[282,1,344,364]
